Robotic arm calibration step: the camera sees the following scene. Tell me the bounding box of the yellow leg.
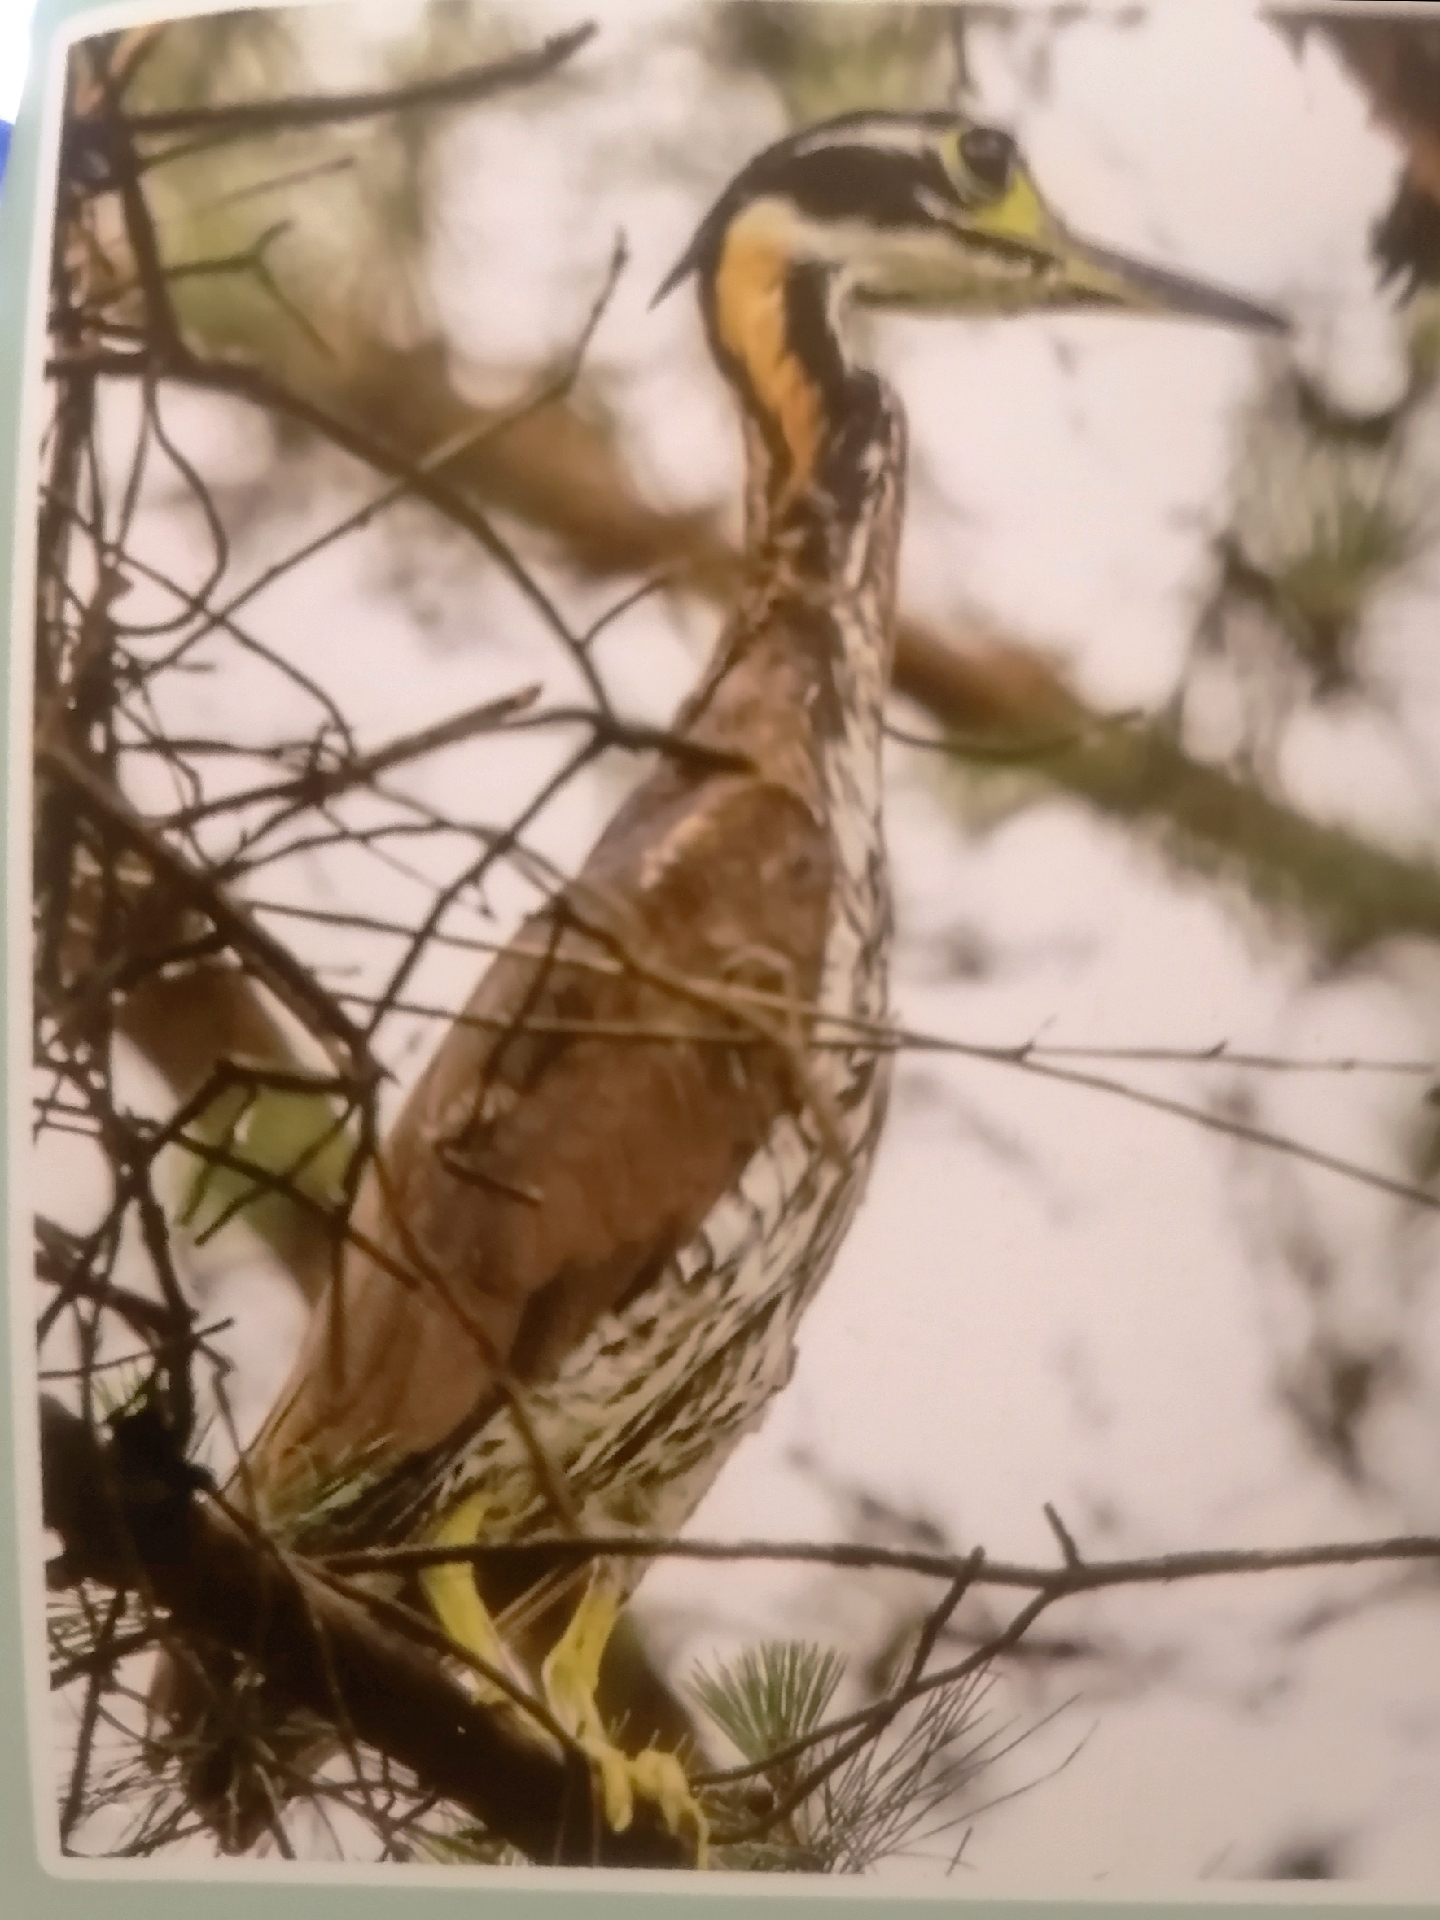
[419,1492,515,1704]
[541,1570,708,1864]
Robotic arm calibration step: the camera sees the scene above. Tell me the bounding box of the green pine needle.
[691,1640,847,1766]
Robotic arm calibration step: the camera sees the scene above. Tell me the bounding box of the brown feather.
[250,601,838,1520]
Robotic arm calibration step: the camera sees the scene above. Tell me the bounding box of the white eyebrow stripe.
[789,117,939,160]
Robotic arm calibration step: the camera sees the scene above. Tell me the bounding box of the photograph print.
[26,0,1440,1886]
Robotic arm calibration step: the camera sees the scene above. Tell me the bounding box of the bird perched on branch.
[153,108,1283,1861]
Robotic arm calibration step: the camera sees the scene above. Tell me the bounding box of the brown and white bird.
[155,108,1283,1860]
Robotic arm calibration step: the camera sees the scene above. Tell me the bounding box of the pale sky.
[0,0,34,121]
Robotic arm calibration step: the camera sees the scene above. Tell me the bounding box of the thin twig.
[320,1524,1440,1595]
[120,24,596,141]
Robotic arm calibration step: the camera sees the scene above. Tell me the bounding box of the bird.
[150,107,1284,1863]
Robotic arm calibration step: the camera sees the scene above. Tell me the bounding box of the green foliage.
[120,3,520,377]
[1406,287,1440,389]
[692,1639,849,1871]
[121,8,297,117]
[1215,351,1435,699]
[174,1082,357,1249]
[710,2,954,122]
[692,1637,999,1874]
[88,1360,155,1424]
[1270,489,1419,684]
[927,706,1440,963]
[120,12,326,361]
[693,1638,847,1767]
[814,1660,997,1875]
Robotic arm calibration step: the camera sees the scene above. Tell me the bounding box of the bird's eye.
[958,126,1016,194]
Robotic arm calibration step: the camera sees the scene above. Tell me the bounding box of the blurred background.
[31,0,1440,1886]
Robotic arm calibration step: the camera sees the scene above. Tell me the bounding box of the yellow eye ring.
[939,128,967,189]
[939,123,1017,204]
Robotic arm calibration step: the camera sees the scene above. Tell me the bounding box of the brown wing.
[251,753,832,1513]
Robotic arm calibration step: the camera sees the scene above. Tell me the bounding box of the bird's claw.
[579,1735,708,1863]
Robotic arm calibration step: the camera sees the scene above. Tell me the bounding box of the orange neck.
[704,202,856,513]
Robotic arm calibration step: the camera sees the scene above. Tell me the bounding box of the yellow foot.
[629,1747,708,1861]
[420,1491,522,1708]
[541,1579,708,1864]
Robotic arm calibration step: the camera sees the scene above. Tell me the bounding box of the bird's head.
[657,109,1287,332]
[657,113,1285,498]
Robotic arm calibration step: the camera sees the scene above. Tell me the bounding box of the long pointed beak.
[958,168,1289,335]
[1051,231,1289,334]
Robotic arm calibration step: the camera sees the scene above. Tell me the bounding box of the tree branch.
[121,24,596,142]
[38,1396,689,1868]
[318,1518,1440,1840]
[321,1524,1440,1597]
[160,683,541,832]
[38,738,376,1075]
[54,340,1440,963]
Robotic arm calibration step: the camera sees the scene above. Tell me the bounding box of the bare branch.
[321,1523,1440,1597]
[121,24,596,142]
[160,684,542,832]
[39,1396,688,1868]
[39,738,377,1075]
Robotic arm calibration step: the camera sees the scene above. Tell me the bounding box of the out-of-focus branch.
[1297,14,1440,293]
[57,12,1440,1334]
[62,335,1440,963]
[1307,16,1440,211]
[40,737,374,1071]
[1001,706,1440,958]
[39,1395,690,1868]
[121,24,597,143]
[52,841,344,1296]
[120,958,350,1292]
[44,27,1440,1317]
